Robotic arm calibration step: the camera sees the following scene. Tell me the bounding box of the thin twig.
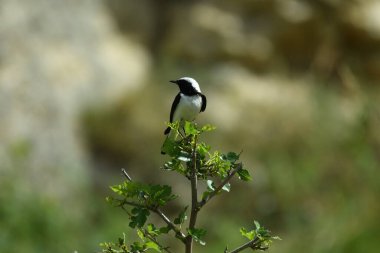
[120,200,147,209]
[154,207,186,241]
[225,237,260,253]
[121,168,132,181]
[199,163,242,208]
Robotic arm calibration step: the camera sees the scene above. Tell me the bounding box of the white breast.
[173,94,202,122]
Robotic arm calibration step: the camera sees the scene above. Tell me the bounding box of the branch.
[199,163,242,208]
[154,207,186,241]
[225,237,263,253]
[120,200,148,209]
[189,135,199,229]
[120,169,186,242]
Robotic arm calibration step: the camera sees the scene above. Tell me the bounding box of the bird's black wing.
[164,93,181,135]
[200,93,207,112]
[170,93,181,122]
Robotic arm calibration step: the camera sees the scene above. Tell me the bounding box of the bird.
[163,77,207,136]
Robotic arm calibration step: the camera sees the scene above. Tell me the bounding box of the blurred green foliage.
[0,145,130,253]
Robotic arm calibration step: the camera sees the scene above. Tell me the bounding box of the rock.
[0,0,150,199]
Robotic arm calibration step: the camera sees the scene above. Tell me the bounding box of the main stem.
[186,135,199,253]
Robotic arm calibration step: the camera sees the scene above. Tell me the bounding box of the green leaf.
[184,121,200,136]
[118,237,124,246]
[166,121,180,133]
[187,228,207,246]
[205,151,232,178]
[145,241,161,252]
[110,184,124,195]
[240,221,280,250]
[131,241,144,251]
[237,169,252,181]
[163,158,183,172]
[225,152,240,163]
[174,206,188,225]
[197,142,210,157]
[201,124,216,132]
[201,190,211,201]
[254,220,261,230]
[146,224,159,236]
[109,181,143,199]
[130,207,150,228]
[159,226,171,234]
[150,184,177,206]
[240,227,255,240]
[137,229,145,240]
[161,137,181,157]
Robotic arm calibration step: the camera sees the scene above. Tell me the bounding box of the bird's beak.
[169,80,177,84]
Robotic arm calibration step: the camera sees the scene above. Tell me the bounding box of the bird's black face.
[170,79,199,96]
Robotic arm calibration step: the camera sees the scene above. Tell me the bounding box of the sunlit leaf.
[145,241,161,252]
[201,124,216,132]
[222,183,231,192]
[166,121,180,133]
[206,180,215,191]
[240,227,255,240]
[178,155,191,162]
[197,142,210,157]
[137,229,144,240]
[184,121,200,136]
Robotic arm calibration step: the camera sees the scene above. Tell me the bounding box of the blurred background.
[1,0,379,252]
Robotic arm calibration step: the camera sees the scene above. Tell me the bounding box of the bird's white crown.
[179,77,201,93]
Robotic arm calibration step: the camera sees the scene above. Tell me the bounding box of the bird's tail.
[164,126,171,135]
